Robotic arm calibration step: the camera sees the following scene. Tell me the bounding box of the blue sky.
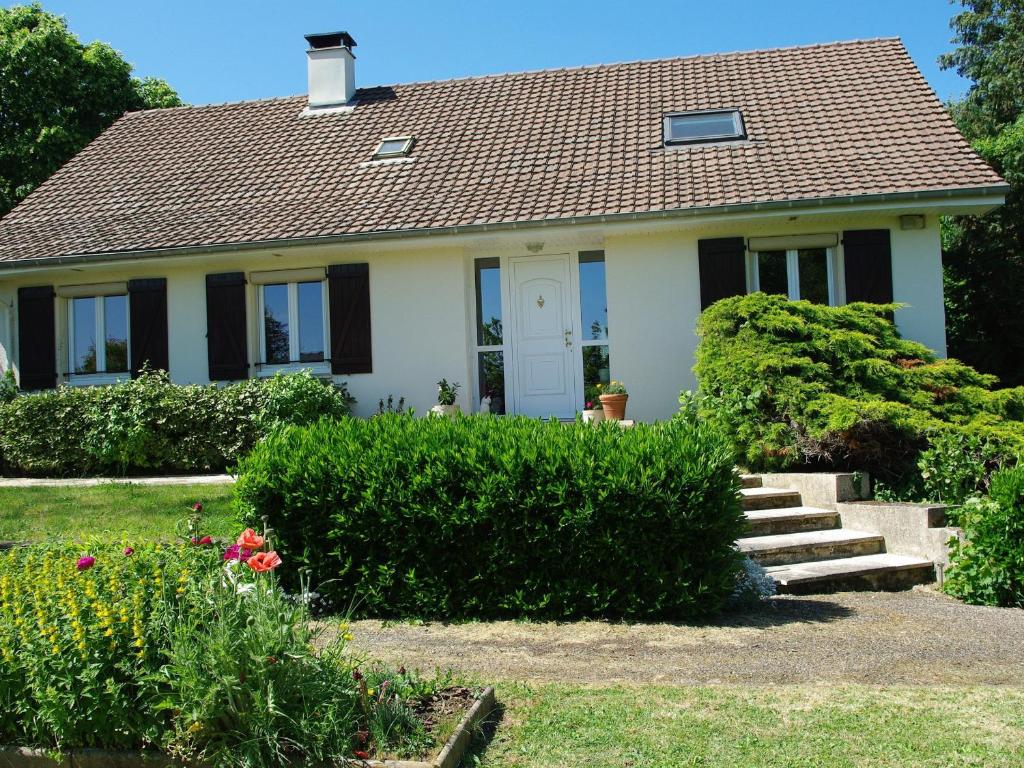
[18,0,972,105]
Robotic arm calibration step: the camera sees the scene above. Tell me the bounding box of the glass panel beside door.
[578,251,611,409]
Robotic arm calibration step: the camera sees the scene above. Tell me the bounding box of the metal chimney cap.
[304,31,357,50]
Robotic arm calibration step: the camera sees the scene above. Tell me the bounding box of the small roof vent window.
[663,109,745,145]
[373,136,414,160]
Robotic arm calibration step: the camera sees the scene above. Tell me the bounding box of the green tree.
[0,3,182,217]
[941,0,1024,386]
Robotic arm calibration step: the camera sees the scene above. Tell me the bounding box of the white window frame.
[67,294,130,386]
[256,280,330,376]
[748,247,838,306]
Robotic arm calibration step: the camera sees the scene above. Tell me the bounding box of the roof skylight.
[373,136,414,160]
[663,110,745,145]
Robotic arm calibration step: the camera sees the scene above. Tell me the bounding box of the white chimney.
[305,32,357,109]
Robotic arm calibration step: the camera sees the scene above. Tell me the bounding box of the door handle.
[564,329,573,348]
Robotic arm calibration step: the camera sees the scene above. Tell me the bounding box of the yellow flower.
[342,632,354,642]
[51,645,60,655]
[367,688,375,697]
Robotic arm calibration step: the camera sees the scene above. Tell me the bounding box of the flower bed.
[0,519,479,767]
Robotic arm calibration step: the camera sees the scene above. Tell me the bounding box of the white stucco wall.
[0,243,471,418]
[0,208,959,423]
[604,231,702,423]
[890,220,947,357]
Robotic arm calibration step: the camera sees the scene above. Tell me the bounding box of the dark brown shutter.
[698,237,747,310]
[843,229,893,305]
[205,272,249,380]
[128,278,169,376]
[328,263,372,374]
[17,286,56,391]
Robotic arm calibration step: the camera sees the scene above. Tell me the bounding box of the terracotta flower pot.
[598,393,628,421]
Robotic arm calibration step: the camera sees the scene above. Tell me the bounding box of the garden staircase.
[738,475,935,593]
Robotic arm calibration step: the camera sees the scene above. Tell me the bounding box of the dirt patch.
[334,588,1024,686]
[414,685,475,734]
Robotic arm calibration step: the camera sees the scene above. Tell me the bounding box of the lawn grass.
[476,684,1024,767]
[0,483,238,542]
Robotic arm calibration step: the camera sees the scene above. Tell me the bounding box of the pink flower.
[223,544,252,562]
[123,547,134,557]
[76,556,95,571]
[191,535,214,546]
[192,502,203,513]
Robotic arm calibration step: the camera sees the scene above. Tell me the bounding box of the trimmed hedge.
[234,414,745,621]
[694,293,1024,487]
[0,369,353,476]
[944,466,1024,607]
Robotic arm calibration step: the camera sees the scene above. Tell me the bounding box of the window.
[749,247,836,305]
[259,280,328,370]
[69,294,129,376]
[474,258,505,414]
[664,109,744,145]
[579,251,610,405]
[372,136,414,160]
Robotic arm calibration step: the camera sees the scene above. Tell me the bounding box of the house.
[0,35,1007,421]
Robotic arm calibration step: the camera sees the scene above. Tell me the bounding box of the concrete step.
[739,474,762,489]
[764,553,935,593]
[741,486,803,511]
[737,529,885,567]
[744,506,840,537]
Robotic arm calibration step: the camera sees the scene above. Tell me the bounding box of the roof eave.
[0,184,1009,272]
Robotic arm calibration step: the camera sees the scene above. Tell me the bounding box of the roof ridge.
[125,36,904,115]
[371,37,904,90]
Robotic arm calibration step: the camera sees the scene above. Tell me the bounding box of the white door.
[510,255,578,418]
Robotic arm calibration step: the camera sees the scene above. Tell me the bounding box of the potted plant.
[597,380,628,421]
[430,378,461,417]
[582,386,604,424]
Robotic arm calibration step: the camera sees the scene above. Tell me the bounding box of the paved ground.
[344,588,1024,686]
[0,474,235,487]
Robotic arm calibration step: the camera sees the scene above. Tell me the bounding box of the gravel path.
[344,588,1024,686]
[0,474,234,487]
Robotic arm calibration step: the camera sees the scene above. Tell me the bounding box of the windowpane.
[475,258,503,346]
[296,281,325,362]
[72,297,97,374]
[757,251,788,297]
[104,295,128,372]
[579,251,608,340]
[798,248,830,305]
[477,351,505,415]
[667,111,741,142]
[263,284,290,365]
[582,345,610,407]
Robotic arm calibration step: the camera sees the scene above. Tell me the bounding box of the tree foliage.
[693,293,1024,485]
[941,1,1024,386]
[0,3,182,217]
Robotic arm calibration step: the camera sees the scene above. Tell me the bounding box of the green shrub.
[694,293,1024,487]
[0,536,441,765]
[234,414,745,621]
[0,370,354,476]
[944,466,1024,607]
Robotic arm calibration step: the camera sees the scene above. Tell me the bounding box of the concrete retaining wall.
[837,501,959,568]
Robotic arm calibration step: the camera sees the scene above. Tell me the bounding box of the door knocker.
[536,294,545,308]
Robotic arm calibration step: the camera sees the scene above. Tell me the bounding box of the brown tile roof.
[0,38,1005,264]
